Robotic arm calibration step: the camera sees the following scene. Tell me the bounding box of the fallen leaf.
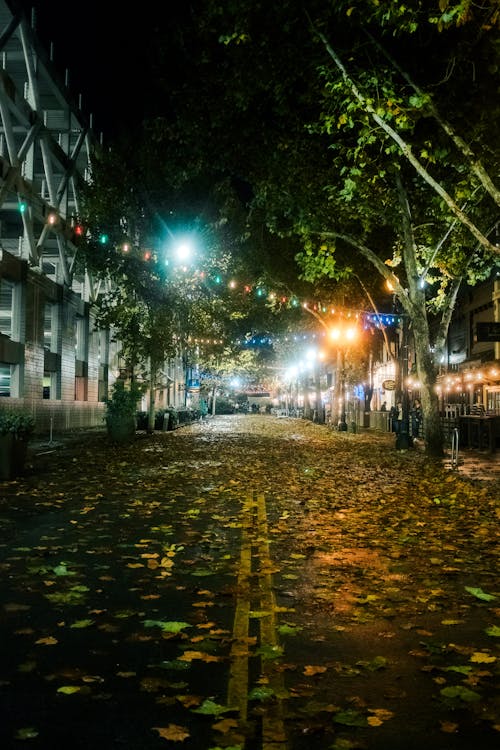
[440,721,458,733]
[178,650,222,663]
[153,724,190,741]
[143,620,191,633]
[304,665,327,676]
[470,651,496,664]
[211,717,239,733]
[333,709,368,727]
[485,625,500,637]
[175,694,202,708]
[440,686,481,702]
[15,727,39,739]
[369,708,394,721]
[192,699,231,715]
[464,586,496,602]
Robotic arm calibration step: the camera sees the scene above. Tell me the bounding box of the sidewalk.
[443,444,500,482]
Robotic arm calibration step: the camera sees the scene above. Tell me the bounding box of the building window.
[75,375,87,401]
[0,362,10,396]
[75,315,87,360]
[0,279,14,337]
[43,302,60,351]
[43,371,60,400]
[0,362,19,397]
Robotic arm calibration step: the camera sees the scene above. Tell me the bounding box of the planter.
[0,434,29,480]
[106,416,136,444]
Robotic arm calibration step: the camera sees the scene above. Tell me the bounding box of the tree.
[138,0,499,454]
[78,145,307,430]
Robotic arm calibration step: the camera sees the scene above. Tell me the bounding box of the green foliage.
[142,620,191,633]
[0,411,35,439]
[105,380,144,422]
[465,586,496,602]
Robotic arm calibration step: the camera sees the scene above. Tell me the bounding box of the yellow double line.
[227,493,287,749]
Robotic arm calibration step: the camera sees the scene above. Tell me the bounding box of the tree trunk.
[147,356,157,434]
[412,317,444,457]
[314,364,324,423]
[303,376,312,420]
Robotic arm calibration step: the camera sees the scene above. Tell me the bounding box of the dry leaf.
[176,694,202,708]
[153,724,190,741]
[303,665,327,676]
[179,650,222,663]
[470,651,496,663]
[35,636,58,646]
[440,721,458,733]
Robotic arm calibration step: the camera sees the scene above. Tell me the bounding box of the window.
[0,362,19,397]
[0,363,10,396]
[75,315,87,360]
[44,303,56,351]
[0,279,14,337]
[75,376,87,401]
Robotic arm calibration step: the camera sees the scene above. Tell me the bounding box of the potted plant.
[105,380,143,443]
[0,410,35,480]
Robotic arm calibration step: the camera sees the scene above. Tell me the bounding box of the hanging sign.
[382,379,396,391]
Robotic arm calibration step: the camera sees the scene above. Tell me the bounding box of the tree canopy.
[80,0,499,452]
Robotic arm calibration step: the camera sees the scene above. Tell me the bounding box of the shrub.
[105,380,143,424]
[0,411,35,440]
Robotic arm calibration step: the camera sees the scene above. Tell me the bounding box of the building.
[0,1,188,435]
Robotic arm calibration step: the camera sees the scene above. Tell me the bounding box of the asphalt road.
[0,415,498,750]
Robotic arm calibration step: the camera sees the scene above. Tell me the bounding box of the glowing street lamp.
[175,241,192,263]
[328,324,359,431]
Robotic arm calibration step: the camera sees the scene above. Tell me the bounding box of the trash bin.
[349,421,357,433]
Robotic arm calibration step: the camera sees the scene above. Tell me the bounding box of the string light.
[95,233,403,330]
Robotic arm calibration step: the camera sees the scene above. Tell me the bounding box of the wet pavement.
[1,416,498,750]
[443,446,500,483]
[30,422,500,487]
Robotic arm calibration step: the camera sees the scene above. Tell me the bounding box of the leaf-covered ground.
[0,415,498,750]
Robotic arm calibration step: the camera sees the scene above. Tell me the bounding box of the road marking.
[227,493,287,749]
[227,494,254,722]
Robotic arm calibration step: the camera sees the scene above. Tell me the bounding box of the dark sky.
[16,0,182,140]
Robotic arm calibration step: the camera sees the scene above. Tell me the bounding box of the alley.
[0,415,499,750]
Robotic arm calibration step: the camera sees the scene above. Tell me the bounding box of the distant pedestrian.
[390,402,403,433]
[380,401,387,412]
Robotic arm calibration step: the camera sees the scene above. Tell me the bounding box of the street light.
[163,232,198,271]
[175,241,192,263]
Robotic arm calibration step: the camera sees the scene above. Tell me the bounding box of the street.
[0,415,499,749]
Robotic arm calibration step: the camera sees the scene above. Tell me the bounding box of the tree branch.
[365,30,500,208]
[310,21,499,256]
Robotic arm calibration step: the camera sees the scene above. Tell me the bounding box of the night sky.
[15,0,184,140]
